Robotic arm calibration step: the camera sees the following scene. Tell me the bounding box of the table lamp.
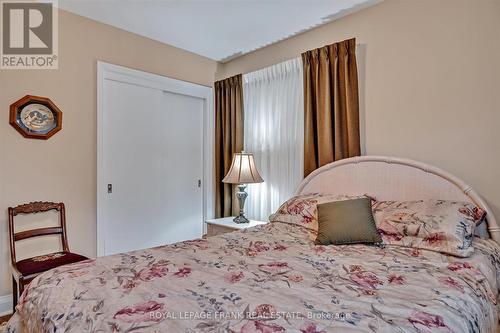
[222,152,264,223]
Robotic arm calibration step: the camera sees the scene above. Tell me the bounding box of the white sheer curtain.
[243,58,304,221]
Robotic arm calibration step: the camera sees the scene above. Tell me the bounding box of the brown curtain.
[302,38,360,177]
[214,74,244,218]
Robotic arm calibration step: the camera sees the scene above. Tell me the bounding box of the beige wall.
[0,10,217,297]
[217,0,500,222]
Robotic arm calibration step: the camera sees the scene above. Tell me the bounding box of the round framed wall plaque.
[10,95,62,140]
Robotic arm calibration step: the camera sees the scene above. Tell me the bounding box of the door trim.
[97,61,214,257]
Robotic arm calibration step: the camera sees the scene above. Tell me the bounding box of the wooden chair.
[8,202,88,312]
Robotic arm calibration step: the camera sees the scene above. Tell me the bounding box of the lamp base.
[233,214,250,224]
[234,184,249,223]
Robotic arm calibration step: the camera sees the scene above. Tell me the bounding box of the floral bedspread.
[6,222,500,332]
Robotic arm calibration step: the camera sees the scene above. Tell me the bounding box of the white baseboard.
[0,294,13,316]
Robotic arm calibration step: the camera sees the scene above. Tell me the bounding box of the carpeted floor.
[0,314,10,332]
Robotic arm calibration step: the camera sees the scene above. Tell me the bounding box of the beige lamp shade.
[222,152,264,184]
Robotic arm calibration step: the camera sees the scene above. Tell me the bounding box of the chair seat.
[15,251,88,277]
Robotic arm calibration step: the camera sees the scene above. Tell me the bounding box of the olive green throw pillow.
[315,198,382,245]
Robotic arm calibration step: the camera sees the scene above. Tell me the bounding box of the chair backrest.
[8,201,69,266]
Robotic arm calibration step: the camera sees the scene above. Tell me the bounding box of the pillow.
[269,193,374,235]
[315,198,382,245]
[372,200,486,257]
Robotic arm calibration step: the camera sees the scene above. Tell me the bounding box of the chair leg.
[12,277,18,313]
[19,281,24,297]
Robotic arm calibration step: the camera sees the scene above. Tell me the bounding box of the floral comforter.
[6,222,500,332]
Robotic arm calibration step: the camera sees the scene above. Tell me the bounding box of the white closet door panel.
[158,90,203,243]
[102,80,203,255]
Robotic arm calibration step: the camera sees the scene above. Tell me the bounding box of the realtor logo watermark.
[1,0,58,69]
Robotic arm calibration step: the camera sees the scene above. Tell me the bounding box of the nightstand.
[205,217,267,237]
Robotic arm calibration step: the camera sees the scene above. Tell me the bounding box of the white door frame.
[97,61,214,257]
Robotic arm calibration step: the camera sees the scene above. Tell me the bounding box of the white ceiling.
[59,0,380,62]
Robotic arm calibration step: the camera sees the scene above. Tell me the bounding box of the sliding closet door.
[101,74,204,256]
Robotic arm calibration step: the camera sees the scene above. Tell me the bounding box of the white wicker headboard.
[296,156,499,244]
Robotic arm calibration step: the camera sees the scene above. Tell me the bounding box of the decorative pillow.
[269,193,374,235]
[372,200,486,257]
[315,198,382,245]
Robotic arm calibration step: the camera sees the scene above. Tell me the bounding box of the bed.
[6,156,500,332]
